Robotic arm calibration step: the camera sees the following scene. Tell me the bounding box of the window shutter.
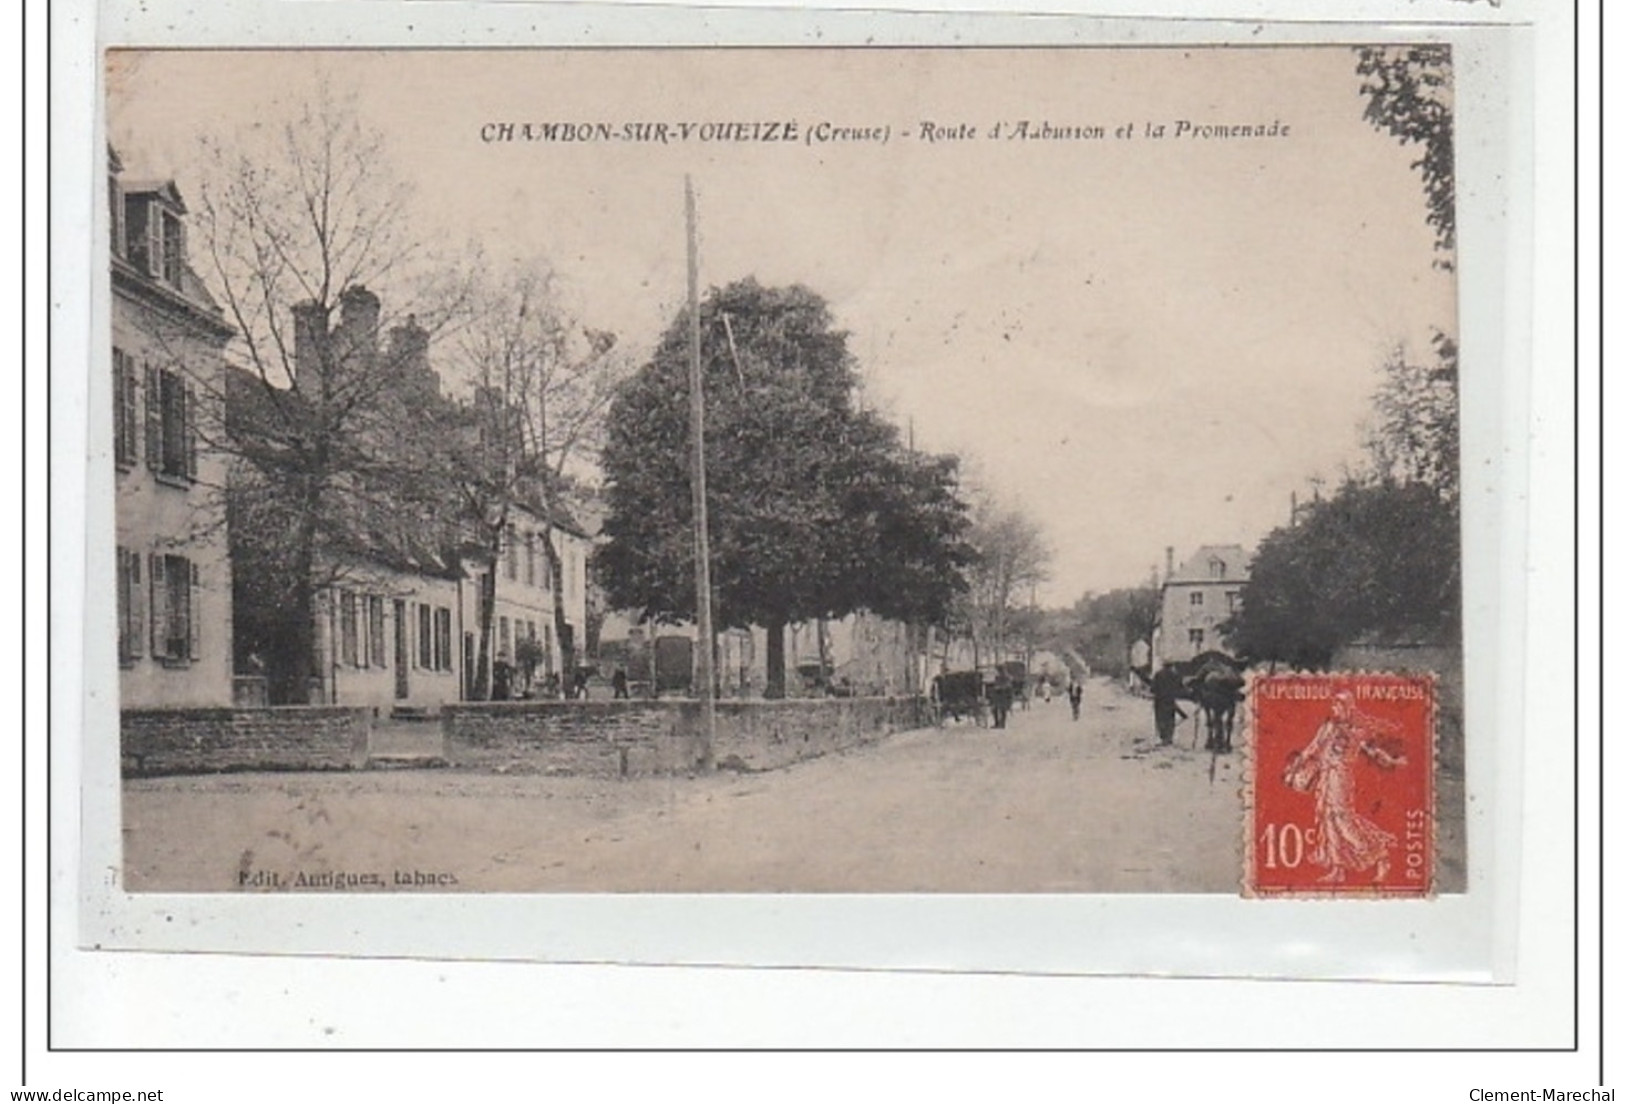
[129,552,144,659]
[148,554,166,657]
[143,364,161,471]
[183,381,198,480]
[111,355,125,465]
[145,201,162,278]
[115,549,130,662]
[188,560,201,661]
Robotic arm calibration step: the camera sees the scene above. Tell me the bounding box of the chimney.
[290,300,325,387]
[336,285,381,373]
[1165,546,1175,581]
[387,314,435,396]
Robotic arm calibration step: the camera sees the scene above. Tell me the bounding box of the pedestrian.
[1068,678,1083,722]
[612,667,629,700]
[1042,679,1053,705]
[573,667,591,700]
[990,670,1014,729]
[1149,661,1188,745]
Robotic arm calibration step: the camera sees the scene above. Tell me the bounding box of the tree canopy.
[596,278,973,693]
[1357,44,1455,264]
[1223,478,1459,669]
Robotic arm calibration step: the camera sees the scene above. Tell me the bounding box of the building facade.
[110,149,237,708]
[462,504,593,700]
[1154,544,1248,664]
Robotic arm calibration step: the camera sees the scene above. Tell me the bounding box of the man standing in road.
[990,670,1014,729]
[1068,678,1083,722]
[1149,661,1188,745]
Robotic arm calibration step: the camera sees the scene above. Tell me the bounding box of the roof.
[224,362,591,580]
[121,178,189,213]
[1165,544,1250,585]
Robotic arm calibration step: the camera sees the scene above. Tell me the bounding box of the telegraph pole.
[686,176,718,769]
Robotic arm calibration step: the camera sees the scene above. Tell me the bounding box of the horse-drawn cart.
[930,669,988,727]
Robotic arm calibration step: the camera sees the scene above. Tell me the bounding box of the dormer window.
[124,194,186,287]
[1208,558,1227,580]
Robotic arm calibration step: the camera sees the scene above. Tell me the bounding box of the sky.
[106,47,1457,605]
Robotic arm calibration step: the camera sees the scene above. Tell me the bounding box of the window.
[1208,558,1227,580]
[368,597,387,668]
[148,553,197,663]
[525,533,536,586]
[339,590,359,666]
[108,173,124,257]
[160,209,184,286]
[434,608,452,672]
[506,528,519,581]
[124,196,185,286]
[418,603,433,669]
[1189,591,1203,607]
[143,364,196,482]
[1227,591,1241,613]
[124,195,152,272]
[115,547,144,665]
[1188,628,1205,649]
[112,348,139,469]
[499,616,512,661]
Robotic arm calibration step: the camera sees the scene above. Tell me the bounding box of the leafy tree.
[1223,478,1459,669]
[1056,585,1159,677]
[597,278,972,697]
[1357,44,1455,264]
[1366,332,1459,501]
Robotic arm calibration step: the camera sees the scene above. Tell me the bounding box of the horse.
[1165,652,1246,752]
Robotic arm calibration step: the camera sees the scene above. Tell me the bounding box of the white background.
[21,0,1597,1098]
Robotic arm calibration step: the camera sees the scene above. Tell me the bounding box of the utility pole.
[686,176,718,769]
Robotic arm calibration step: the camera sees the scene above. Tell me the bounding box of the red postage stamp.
[1245,673,1435,897]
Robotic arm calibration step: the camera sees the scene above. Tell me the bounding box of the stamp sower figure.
[1149,661,1187,745]
[989,670,1014,729]
[1067,678,1083,722]
[1283,690,1407,884]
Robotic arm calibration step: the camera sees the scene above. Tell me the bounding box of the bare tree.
[189,87,470,702]
[953,495,1050,667]
[448,266,621,699]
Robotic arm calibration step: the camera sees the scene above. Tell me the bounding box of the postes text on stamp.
[1246,673,1435,897]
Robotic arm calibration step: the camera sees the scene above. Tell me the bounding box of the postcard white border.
[47,0,1577,1052]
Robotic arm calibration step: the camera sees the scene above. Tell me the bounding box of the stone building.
[109,147,236,708]
[1154,544,1249,664]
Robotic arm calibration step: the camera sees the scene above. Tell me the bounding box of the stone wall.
[1328,640,1465,777]
[443,696,927,777]
[121,706,371,776]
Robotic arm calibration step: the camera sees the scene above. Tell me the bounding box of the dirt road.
[124,680,1275,893]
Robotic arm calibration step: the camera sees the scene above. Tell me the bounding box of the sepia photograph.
[103,44,1465,897]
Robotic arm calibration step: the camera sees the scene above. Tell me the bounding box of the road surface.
[124,677,1460,894]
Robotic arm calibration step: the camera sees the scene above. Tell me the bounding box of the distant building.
[1154,544,1248,664]
[598,610,917,698]
[462,500,593,701]
[110,147,236,708]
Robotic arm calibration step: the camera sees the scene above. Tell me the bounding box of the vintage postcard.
[100,44,1469,901]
